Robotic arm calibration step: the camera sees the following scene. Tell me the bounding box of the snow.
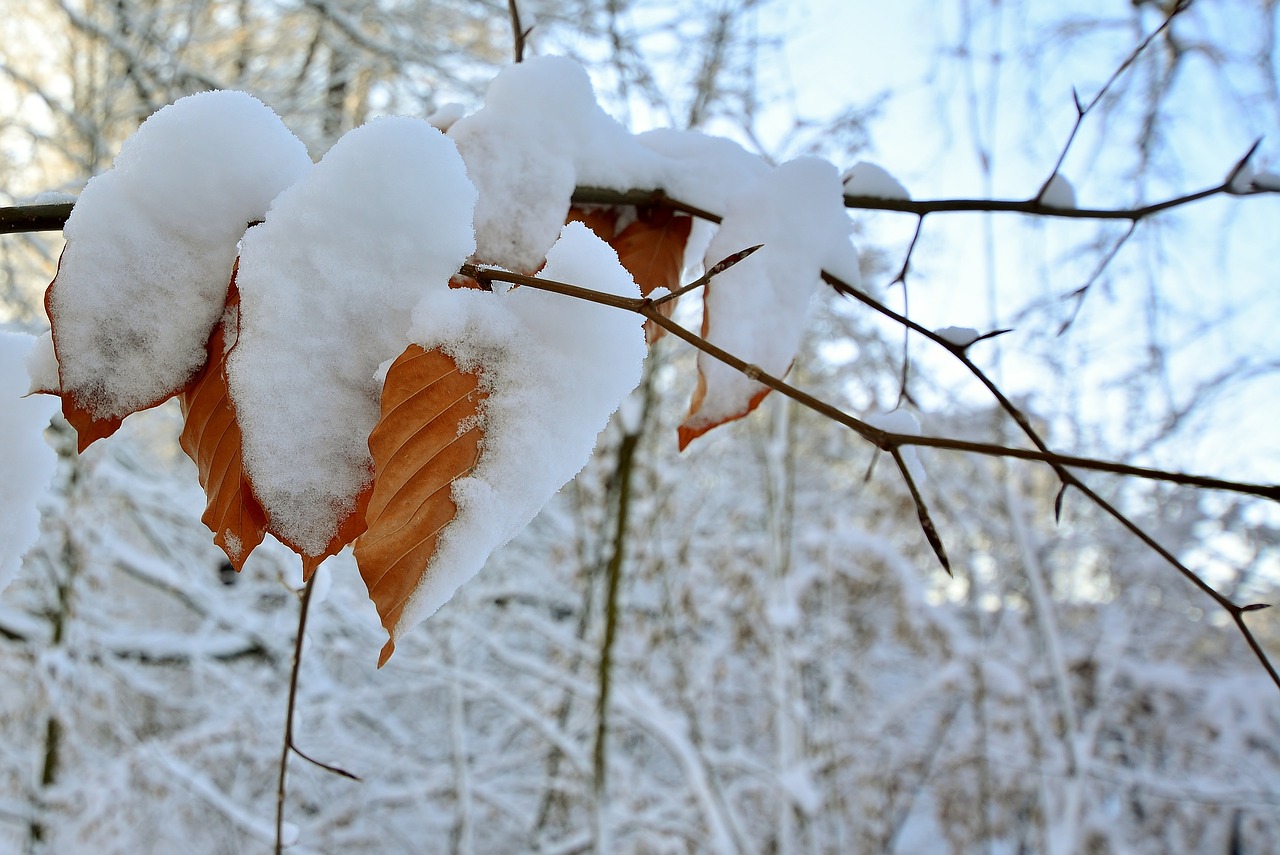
[398,221,646,635]
[0,331,59,593]
[1040,173,1077,208]
[1249,170,1280,192]
[31,190,76,205]
[229,117,476,558]
[46,90,311,422]
[842,160,911,200]
[683,157,859,436]
[426,102,466,131]
[935,325,980,347]
[25,330,59,393]
[636,128,772,215]
[447,56,664,273]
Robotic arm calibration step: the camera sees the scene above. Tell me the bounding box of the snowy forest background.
[2,1,1280,853]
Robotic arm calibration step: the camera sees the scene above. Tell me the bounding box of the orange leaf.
[611,206,692,297]
[178,276,269,571]
[676,279,776,451]
[353,345,487,666]
[276,480,374,581]
[42,253,134,451]
[677,373,772,451]
[565,205,621,243]
[610,206,692,343]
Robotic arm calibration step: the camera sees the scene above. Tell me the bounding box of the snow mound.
[230,117,476,557]
[47,90,311,421]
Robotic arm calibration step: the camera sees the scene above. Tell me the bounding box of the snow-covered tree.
[2,2,1278,853]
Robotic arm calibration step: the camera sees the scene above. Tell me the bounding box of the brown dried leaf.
[353,345,487,667]
[611,206,693,344]
[676,273,776,451]
[277,480,374,581]
[676,369,772,451]
[565,205,621,243]
[177,277,268,570]
[42,252,150,452]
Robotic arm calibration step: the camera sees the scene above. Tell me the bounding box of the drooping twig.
[275,572,360,855]
[891,447,951,575]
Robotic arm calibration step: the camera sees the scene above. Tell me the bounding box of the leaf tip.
[377,638,396,669]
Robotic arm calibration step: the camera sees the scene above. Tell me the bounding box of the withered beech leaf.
[178,276,270,571]
[272,480,373,582]
[610,206,693,344]
[42,252,152,452]
[676,263,777,451]
[676,365,772,451]
[353,345,487,667]
[565,205,621,243]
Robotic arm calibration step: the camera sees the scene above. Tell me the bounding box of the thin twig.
[1058,221,1138,334]
[459,261,1280,691]
[507,0,528,63]
[648,243,762,308]
[1038,0,1191,196]
[275,573,359,855]
[461,262,1280,503]
[891,447,951,575]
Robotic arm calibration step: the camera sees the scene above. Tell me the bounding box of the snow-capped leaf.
[177,276,268,571]
[227,116,474,570]
[353,345,487,666]
[679,157,857,449]
[43,91,310,451]
[367,223,645,656]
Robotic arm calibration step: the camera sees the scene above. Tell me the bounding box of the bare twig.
[276,573,359,855]
[453,258,1280,691]
[891,447,951,575]
[1037,0,1191,197]
[648,243,762,308]
[508,0,529,64]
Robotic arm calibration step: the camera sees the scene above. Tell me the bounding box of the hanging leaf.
[177,275,268,571]
[677,159,856,449]
[676,353,773,451]
[565,205,621,243]
[277,481,374,581]
[611,206,692,343]
[42,253,168,452]
[353,345,487,667]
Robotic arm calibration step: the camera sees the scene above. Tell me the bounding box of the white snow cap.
[47,90,311,420]
[1249,170,1280,193]
[684,157,859,437]
[0,332,59,594]
[1039,173,1077,208]
[843,161,911,201]
[448,56,661,272]
[229,117,477,557]
[935,326,980,347]
[398,221,646,633]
